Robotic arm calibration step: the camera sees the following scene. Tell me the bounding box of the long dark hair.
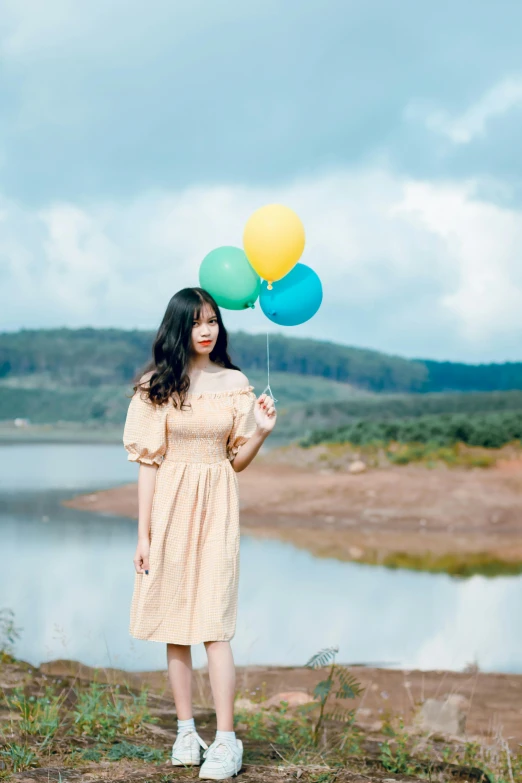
[132,287,241,410]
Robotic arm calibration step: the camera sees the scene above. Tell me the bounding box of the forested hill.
[0,327,521,394]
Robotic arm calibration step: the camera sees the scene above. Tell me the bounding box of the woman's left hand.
[254,393,277,433]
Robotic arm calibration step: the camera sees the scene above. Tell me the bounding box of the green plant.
[106,741,164,762]
[301,409,522,453]
[234,703,313,753]
[70,682,157,741]
[233,708,271,741]
[303,645,362,746]
[272,701,314,748]
[338,712,364,756]
[308,773,336,783]
[378,718,420,777]
[0,608,22,662]
[80,747,103,761]
[5,685,63,749]
[0,742,38,773]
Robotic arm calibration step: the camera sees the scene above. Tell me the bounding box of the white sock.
[177,717,195,733]
[216,729,236,744]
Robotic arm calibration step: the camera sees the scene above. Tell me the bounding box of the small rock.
[260,690,314,709]
[349,460,367,474]
[348,546,364,559]
[447,694,469,710]
[356,707,372,718]
[415,694,468,735]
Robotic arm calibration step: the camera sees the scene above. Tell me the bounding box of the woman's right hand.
[133,537,150,574]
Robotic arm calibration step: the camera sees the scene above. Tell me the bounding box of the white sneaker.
[198,737,243,779]
[171,729,209,766]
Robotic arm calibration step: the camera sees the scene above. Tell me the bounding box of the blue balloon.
[259,262,322,326]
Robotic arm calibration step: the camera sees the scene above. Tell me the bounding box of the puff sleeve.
[226,386,257,462]
[123,389,168,466]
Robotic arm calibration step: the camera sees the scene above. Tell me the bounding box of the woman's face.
[191,304,219,356]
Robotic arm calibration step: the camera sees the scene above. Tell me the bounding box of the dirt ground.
[34,657,522,742]
[3,656,522,782]
[64,453,522,571]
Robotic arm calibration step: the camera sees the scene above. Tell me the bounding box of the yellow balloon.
[243,204,305,288]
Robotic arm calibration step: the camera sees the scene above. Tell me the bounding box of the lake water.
[2,443,521,674]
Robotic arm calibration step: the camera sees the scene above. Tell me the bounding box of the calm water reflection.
[2,444,522,673]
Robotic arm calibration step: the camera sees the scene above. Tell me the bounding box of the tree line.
[1,327,522,394]
[301,411,522,450]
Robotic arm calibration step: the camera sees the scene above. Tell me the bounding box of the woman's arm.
[230,425,269,473]
[133,463,159,574]
[231,391,276,473]
[137,463,158,539]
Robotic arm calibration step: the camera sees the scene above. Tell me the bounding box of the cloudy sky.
[1,0,522,362]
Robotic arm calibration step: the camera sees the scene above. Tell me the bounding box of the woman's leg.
[166,643,193,719]
[204,640,235,731]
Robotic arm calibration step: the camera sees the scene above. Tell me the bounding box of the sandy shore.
[64,455,522,574]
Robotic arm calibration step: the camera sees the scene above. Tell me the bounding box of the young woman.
[123,286,276,779]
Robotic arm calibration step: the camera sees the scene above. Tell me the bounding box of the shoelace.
[203,740,237,760]
[176,730,208,751]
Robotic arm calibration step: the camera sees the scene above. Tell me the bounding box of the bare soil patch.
[2,656,522,782]
[64,454,522,574]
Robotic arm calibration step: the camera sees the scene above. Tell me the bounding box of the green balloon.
[199,246,261,310]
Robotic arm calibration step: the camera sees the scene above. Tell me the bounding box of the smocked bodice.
[123,385,258,466]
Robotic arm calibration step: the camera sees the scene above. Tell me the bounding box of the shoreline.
[64,457,522,576]
[0,426,123,444]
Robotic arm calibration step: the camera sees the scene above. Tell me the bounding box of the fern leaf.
[336,670,363,699]
[324,707,349,722]
[335,682,360,700]
[304,646,339,669]
[313,679,332,702]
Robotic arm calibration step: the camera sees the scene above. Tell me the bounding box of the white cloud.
[406,75,522,145]
[1,167,522,359]
[413,575,518,672]
[393,180,522,340]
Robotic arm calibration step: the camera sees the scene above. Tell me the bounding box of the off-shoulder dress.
[122,384,257,644]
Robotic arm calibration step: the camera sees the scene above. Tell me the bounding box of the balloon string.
[263,331,278,404]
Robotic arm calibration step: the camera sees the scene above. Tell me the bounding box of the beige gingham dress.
[123,383,257,645]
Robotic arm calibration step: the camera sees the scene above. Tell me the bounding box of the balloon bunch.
[198,204,322,326]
